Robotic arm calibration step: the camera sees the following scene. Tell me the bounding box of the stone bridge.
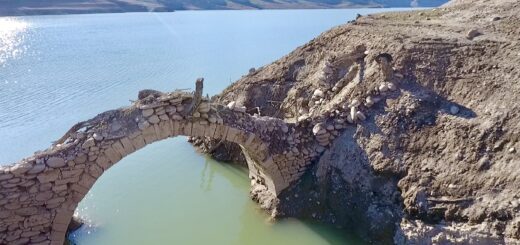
[0,79,323,245]
[0,48,400,244]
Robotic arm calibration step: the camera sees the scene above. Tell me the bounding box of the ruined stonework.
[2,0,520,244]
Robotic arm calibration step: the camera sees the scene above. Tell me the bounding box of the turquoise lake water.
[0,9,404,244]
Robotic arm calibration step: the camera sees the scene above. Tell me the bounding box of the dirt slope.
[208,0,520,243]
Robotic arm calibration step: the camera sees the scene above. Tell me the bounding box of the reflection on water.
[0,18,29,67]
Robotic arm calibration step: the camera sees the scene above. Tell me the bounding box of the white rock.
[387,82,397,91]
[350,107,357,122]
[379,83,389,92]
[227,101,236,109]
[313,123,326,135]
[365,96,374,107]
[313,89,324,98]
[356,111,366,121]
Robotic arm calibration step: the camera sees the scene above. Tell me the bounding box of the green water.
[70,138,361,244]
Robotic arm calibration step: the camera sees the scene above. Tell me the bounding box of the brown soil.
[202,0,520,243]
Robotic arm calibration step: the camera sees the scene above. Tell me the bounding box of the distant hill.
[0,0,450,16]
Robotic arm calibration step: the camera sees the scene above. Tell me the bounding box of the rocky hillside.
[0,0,448,16]
[201,0,520,243]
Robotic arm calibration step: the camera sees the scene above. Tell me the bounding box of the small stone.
[249,67,256,74]
[142,109,154,117]
[27,164,46,175]
[148,115,160,124]
[193,111,201,118]
[171,114,183,121]
[450,105,460,115]
[387,82,397,91]
[176,104,184,112]
[92,133,103,141]
[281,124,289,133]
[208,116,217,123]
[356,111,366,121]
[466,29,481,40]
[166,106,177,114]
[509,147,516,153]
[46,157,66,168]
[198,103,210,113]
[365,96,374,107]
[313,123,326,135]
[82,138,95,149]
[313,89,324,98]
[490,16,501,21]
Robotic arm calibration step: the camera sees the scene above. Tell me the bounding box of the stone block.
[130,134,146,150]
[37,170,60,184]
[71,184,89,196]
[191,122,205,138]
[111,141,126,158]
[226,127,240,143]
[204,123,217,138]
[142,125,157,144]
[28,164,46,175]
[46,157,66,168]
[158,121,172,139]
[88,164,103,178]
[78,174,96,189]
[15,207,39,217]
[95,154,111,170]
[35,191,53,201]
[182,122,193,136]
[171,121,180,136]
[61,169,83,179]
[104,147,122,164]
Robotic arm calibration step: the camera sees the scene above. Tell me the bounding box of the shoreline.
[0,3,439,18]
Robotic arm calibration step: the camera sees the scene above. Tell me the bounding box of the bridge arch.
[0,84,296,245]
